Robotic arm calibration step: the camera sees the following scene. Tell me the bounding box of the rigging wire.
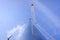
[31,0,55,40]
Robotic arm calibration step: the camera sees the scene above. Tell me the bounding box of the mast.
[31,4,37,25]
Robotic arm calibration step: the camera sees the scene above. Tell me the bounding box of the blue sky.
[0,0,60,40]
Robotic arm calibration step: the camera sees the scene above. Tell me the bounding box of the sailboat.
[7,4,55,40]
